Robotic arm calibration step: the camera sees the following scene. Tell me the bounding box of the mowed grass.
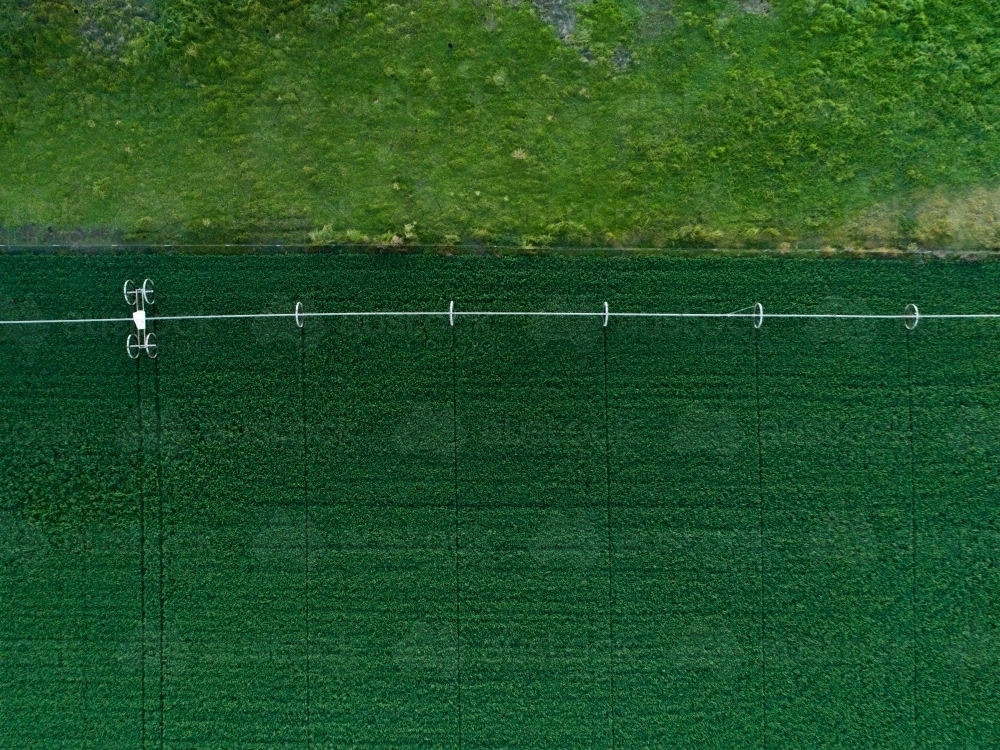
[1,252,1000,747]
[3,0,1000,248]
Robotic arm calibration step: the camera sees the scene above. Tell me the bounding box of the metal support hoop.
[449,300,455,327]
[127,332,157,358]
[603,302,609,328]
[295,302,304,328]
[904,303,919,330]
[753,302,764,329]
[124,279,138,306]
[141,279,155,306]
[126,333,140,359]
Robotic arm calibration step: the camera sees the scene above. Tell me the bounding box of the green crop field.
[1,251,998,747]
[4,0,1000,248]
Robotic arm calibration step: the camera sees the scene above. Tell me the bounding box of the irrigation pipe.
[5,311,1000,325]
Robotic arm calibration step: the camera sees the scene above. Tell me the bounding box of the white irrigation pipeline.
[0,317,135,325]
[5,311,1000,326]
[294,311,1000,320]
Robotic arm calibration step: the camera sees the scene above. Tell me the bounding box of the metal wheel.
[141,279,155,306]
[126,333,141,359]
[904,303,919,331]
[144,332,157,359]
[295,301,304,328]
[753,302,764,329]
[124,279,137,306]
